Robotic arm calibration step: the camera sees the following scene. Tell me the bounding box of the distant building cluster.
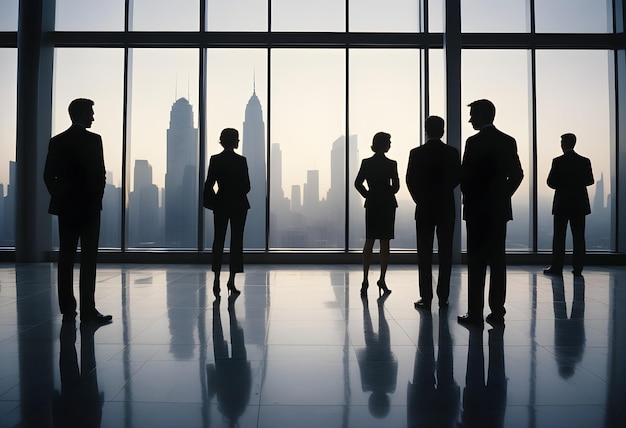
[0,93,612,251]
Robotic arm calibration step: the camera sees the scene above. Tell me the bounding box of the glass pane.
[462,0,529,33]
[131,0,199,31]
[428,0,444,32]
[349,0,419,32]
[270,49,345,249]
[461,50,531,251]
[349,49,421,251]
[56,0,124,31]
[0,49,16,247]
[271,0,344,32]
[52,48,124,249]
[428,49,445,122]
[207,0,268,31]
[128,49,199,248]
[0,0,18,31]
[535,0,612,33]
[536,50,612,251]
[205,49,267,250]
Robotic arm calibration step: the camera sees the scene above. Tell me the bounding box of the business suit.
[44,123,106,319]
[406,139,460,305]
[204,149,251,274]
[461,125,523,320]
[547,150,594,275]
[354,153,399,239]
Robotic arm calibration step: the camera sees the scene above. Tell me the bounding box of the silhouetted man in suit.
[458,99,523,326]
[407,116,460,310]
[543,133,594,277]
[44,98,112,324]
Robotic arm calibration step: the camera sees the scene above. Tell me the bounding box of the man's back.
[44,125,106,215]
[407,140,460,217]
[461,126,523,222]
[548,150,593,216]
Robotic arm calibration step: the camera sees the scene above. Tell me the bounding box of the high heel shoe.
[227,280,241,296]
[360,280,369,297]
[213,280,221,298]
[377,279,391,295]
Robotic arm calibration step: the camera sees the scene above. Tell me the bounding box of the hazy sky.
[0,0,614,207]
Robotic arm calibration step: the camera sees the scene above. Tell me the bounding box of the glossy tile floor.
[1,263,625,427]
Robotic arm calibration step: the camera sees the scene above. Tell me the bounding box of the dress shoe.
[543,267,563,276]
[414,299,431,310]
[457,313,483,326]
[81,310,113,324]
[486,313,505,325]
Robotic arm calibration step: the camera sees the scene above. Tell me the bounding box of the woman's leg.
[379,239,390,281]
[363,238,375,284]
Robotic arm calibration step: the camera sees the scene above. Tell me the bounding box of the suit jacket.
[547,150,594,216]
[43,124,106,216]
[406,139,460,220]
[461,125,523,222]
[354,153,399,209]
[204,150,251,212]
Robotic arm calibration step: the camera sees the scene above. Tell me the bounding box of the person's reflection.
[357,294,397,418]
[206,295,251,427]
[460,325,507,428]
[551,275,586,379]
[408,310,460,427]
[53,322,104,428]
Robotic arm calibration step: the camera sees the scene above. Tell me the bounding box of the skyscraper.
[164,98,198,247]
[129,161,159,247]
[242,87,266,249]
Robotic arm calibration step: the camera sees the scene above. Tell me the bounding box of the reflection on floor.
[1,263,625,427]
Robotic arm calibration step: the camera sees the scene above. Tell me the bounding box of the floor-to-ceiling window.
[0,0,18,249]
[4,0,624,258]
[0,48,17,248]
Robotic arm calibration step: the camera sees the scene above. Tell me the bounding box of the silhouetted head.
[468,99,495,130]
[368,392,391,418]
[68,98,95,128]
[371,132,391,153]
[220,128,240,150]
[425,115,445,139]
[559,364,575,379]
[560,133,576,152]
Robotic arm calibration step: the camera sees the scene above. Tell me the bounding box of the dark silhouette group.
[44,97,594,330]
[355,98,594,327]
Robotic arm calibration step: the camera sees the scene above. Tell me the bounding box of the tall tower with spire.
[165,97,198,247]
[242,82,266,249]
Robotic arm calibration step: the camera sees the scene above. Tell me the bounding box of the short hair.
[468,99,496,122]
[425,115,445,139]
[371,132,391,153]
[219,128,239,149]
[68,98,94,122]
[561,133,577,150]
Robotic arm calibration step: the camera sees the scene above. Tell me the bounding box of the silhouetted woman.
[204,128,250,297]
[355,132,399,296]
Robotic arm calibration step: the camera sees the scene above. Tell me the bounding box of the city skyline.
[1,90,611,251]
